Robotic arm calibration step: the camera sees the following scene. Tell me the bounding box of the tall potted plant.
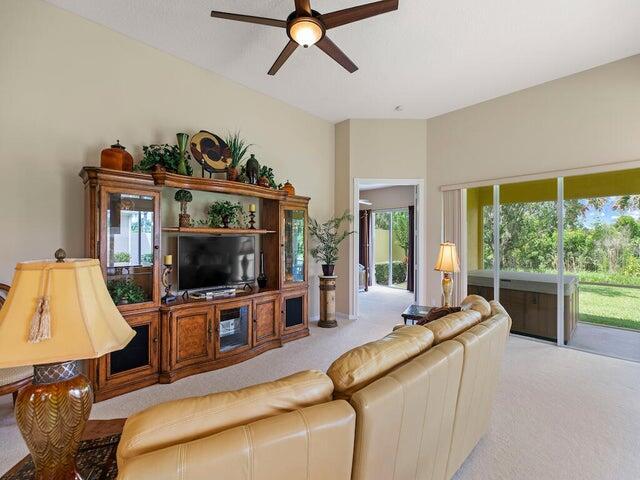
[309,211,354,276]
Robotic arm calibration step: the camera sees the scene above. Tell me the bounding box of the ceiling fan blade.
[320,0,398,29]
[316,36,358,73]
[268,40,299,75]
[294,0,312,16]
[210,11,287,28]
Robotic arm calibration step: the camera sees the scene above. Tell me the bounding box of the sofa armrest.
[117,401,356,480]
[117,370,333,465]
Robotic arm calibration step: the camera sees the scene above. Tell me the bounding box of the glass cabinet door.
[104,190,158,307]
[216,301,251,357]
[284,209,306,284]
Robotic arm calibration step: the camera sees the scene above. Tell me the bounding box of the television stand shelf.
[80,167,310,402]
[162,226,276,235]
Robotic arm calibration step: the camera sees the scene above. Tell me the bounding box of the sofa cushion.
[327,325,434,399]
[423,310,482,345]
[117,370,333,464]
[460,294,491,319]
[118,401,356,480]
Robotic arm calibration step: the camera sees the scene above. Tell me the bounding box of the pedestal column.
[318,275,338,328]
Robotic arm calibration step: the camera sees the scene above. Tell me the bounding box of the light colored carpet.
[1,288,639,478]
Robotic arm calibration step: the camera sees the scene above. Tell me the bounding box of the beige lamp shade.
[0,258,135,368]
[434,242,460,273]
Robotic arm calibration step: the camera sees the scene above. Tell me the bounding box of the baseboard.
[310,313,358,321]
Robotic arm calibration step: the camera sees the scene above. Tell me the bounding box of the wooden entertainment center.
[80,167,310,401]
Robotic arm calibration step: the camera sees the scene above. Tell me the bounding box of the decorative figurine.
[162,255,176,303]
[245,154,260,185]
[248,204,256,229]
[174,189,193,227]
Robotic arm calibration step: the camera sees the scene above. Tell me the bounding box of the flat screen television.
[178,236,255,291]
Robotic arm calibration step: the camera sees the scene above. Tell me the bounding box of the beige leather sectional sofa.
[117,295,511,480]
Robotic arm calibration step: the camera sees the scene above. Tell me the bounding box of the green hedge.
[375,261,407,285]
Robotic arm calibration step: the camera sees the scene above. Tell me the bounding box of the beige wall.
[426,55,640,304]
[0,0,334,317]
[334,120,427,315]
[360,185,415,211]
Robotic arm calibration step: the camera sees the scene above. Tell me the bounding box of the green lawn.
[579,284,640,330]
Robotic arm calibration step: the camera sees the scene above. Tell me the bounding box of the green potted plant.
[107,279,147,305]
[225,131,252,181]
[258,165,281,189]
[134,144,193,176]
[174,189,193,227]
[309,211,354,276]
[207,200,245,228]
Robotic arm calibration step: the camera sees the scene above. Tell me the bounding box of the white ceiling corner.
[44,0,640,122]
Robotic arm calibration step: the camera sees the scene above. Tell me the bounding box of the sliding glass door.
[463,167,640,361]
[373,209,409,289]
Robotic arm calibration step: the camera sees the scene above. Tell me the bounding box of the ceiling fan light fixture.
[289,17,324,47]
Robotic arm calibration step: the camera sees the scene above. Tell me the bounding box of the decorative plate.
[190,130,231,173]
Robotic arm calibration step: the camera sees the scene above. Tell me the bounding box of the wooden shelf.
[152,167,287,200]
[162,226,275,235]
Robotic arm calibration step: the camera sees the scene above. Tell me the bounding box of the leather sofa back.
[327,325,434,400]
[445,312,511,478]
[117,400,356,480]
[117,370,333,464]
[349,341,464,480]
[423,310,482,345]
[460,294,492,319]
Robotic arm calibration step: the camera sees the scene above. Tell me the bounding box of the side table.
[401,304,436,325]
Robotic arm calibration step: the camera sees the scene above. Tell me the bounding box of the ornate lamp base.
[441,272,454,307]
[15,361,92,480]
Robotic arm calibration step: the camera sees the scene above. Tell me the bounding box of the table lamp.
[434,242,460,307]
[0,249,135,480]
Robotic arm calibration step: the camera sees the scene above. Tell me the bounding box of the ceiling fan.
[211,0,399,75]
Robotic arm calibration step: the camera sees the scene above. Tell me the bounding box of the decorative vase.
[258,176,269,188]
[245,154,260,185]
[283,180,295,196]
[176,133,189,176]
[322,264,335,276]
[101,140,133,171]
[221,215,230,228]
[227,166,239,181]
[257,252,267,288]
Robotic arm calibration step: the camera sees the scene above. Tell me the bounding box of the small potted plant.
[258,165,279,189]
[107,279,147,305]
[225,131,252,181]
[309,211,354,276]
[174,189,193,227]
[134,144,193,176]
[207,200,245,228]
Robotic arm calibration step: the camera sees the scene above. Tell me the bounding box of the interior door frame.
[353,178,426,318]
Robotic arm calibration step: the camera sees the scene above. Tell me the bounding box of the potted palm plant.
[225,131,252,181]
[309,211,354,276]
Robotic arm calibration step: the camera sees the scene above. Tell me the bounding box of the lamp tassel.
[28,296,51,343]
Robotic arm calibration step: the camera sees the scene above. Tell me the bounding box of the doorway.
[354,180,423,320]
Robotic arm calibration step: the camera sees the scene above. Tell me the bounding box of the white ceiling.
[45,0,640,122]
